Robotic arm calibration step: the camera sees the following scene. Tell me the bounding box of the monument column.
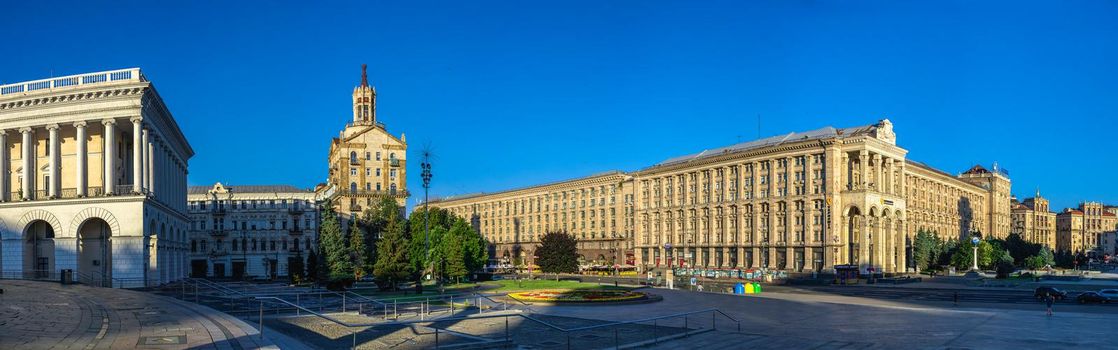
[75,122,88,197]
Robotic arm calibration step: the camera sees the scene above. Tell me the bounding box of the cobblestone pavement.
[0,280,278,350]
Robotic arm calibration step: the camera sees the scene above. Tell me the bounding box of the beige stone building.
[1011,192,1057,248]
[325,65,408,218]
[1100,231,1118,257]
[1057,202,1118,254]
[0,68,193,287]
[187,183,320,279]
[427,120,1011,274]
[429,171,636,266]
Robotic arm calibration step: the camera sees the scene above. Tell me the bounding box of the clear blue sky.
[2,1,1115,212]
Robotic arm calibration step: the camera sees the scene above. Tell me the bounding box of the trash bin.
[752,282,762,294]
[60,269,73,285]
[734,282,745,294]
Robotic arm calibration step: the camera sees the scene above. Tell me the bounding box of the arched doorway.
[23,220,55,279]
[78,218,112,287]
[845,207,862,267]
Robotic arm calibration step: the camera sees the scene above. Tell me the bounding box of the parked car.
[1097,289,1118,301]
[1034,286,1067,300]
[1077,292,1109,304]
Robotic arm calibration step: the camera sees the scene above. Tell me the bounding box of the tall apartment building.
[326,65,408,218]
[1011,192,1057,248]
[187,183,319,279]
[0,68,193,287]
[427,120,1012,274]
[1057,202,1118,254]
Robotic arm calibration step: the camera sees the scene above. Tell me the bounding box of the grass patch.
[487,279,630,292]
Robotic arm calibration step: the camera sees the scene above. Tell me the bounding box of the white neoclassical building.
[0,68,193,287]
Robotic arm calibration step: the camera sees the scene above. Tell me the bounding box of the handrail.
[561,308,738,332]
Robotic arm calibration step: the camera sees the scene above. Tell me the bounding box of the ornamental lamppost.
[421,153,433,282]
[970,231,980,272]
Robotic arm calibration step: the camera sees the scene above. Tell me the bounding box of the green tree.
[350,225,372,280]
[1037,246,1055,266]
[374,220,413,290]
[1025,255,1047,270]
[536,231,579,275]
[319,203,353,287]
[950,244,974,271]
[912,230,939,271]
[305,249,320,283]
[443,234,469,283]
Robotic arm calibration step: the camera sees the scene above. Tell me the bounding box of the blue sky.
[2,1,1115,212]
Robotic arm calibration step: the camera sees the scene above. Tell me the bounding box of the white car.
[1097,289,1118,301]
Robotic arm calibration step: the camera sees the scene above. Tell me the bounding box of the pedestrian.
[953,292,958,306]
[1045,294,1054,316]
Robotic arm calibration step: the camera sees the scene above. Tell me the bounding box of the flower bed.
[507,289,646,303]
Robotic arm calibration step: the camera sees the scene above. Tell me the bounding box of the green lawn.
[484,279,630,292]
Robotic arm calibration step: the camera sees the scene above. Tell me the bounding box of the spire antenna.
[360,64,369,87]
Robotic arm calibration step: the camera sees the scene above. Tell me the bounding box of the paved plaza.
[0,280,278,350]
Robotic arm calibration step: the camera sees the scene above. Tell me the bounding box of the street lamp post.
[971,234,980,272]
[421,153,433,286]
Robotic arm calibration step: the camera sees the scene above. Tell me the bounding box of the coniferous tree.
[350,226,372,280]
[320,205,353,287]
[305,249,320,283]
[374,220,413,290]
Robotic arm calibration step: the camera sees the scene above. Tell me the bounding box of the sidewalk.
[0,280,282,350]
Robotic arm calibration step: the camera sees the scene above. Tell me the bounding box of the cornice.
[0,84,146,111]
[429,173,632,206]
[635,138,843,177]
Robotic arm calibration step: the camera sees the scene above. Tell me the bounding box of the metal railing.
[247,294,739,349]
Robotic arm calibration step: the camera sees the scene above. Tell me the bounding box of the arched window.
[350,151,357,163]
[390,152,396,160]
[305,237,311,250]
[242,238,247,251]
[390,183,397,194]
[350,182,358,192]
[252,239,258,251]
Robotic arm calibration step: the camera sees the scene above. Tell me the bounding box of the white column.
[102,120,116,195]
[142,128,151,194]
[20,127,33,200]
[131,117,143,194]
[47,124,60,198]
[75,122,88,197]
[0,131,8,202]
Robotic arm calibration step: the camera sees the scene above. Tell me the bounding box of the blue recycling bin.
[734,282,745,294]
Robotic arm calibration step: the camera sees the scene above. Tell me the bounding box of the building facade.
[187,183,319,279]
[427,120,1011,275]
[428,172,636,267]
[326,65,408,218]
[1056,202,1117,254]
[0,68,193,287]
[1011,192,1057,248]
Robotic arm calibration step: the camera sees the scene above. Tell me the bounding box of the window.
[376,183,382,191]
[390,169,397,178]
[376,152,381,161]
[350,182,358,192]
[365,152,371,160]
[350,168,357,176]
[350,151,357,163]
[365,183,372,191]
[376,168,381,176]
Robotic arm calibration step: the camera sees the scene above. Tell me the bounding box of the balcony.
[288,206,306,215]
[5,186,126,203]
[210,229,228,237]
[289,227,304,235]
[389,158,401,167]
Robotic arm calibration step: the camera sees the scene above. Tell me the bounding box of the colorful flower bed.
[507,289,646,303]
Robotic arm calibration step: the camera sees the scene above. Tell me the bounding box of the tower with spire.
[325,64,409,219]
[352,64,376,125]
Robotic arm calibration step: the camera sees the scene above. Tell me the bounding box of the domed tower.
[352,64,376,125]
